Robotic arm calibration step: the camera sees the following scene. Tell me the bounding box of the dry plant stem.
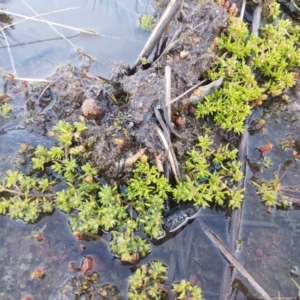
[162,66,183,140]
[280,192,300,207]
[37,79,59,103]
[199,221,273,300]
[1,26,16,75]
[291,0,300,11]
[251,0,262,36]
[239,0,246,20]
[0,34,80,50]
[155,125,181,181]
[1,10,96,35]
[13,77,49,82]
[154,106,171,139]
[133,0,183,68]
[157,21,173,59]
[0,185,54,199]
[21,0,77,49]
[154,25,181,65]
[167,251,176,283]
[175,231,187,278]
[155,104,183,140]
[168,79,207,104]
[165,66,172,125]
[0,65,50,82]
[0,7,79,31]
[219,126,248,300]
[185,224,195,265]
[229,127,248,251]
[185,77,223,105]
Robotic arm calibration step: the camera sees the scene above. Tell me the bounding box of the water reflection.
[0,0,152,78]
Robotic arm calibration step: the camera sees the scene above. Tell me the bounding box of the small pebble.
[81,98,103,120]
[189,274,197,285]
[188,106,196,115]
[255,248,264,257]
[175,116,186,126]
[180,50,189,59]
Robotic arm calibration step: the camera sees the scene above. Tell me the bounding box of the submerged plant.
[252,170,290,207]
[139,14,156,31]
[127,261,168,299]
[0,102,12,116]
[127,261,203,300]
[172,280,204,300]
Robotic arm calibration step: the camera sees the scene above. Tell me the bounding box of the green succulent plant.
[0,103,12,116]
[198,17,300,133]
[139,14,156,31]
[127,260,203,300]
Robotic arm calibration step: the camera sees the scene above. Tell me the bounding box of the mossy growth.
[262,0,281,20]
[0,120,243,261]
[127,260,203,300]
[173,134,244,209]
[197,17,300,133]
[0,102,12,116]
[252,171,290,208]
[139,14,156,31]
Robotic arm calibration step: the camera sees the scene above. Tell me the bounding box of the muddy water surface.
[1,0,300,299]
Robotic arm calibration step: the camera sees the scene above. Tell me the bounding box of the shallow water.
[0,0,152,78]
[1,1,300,299]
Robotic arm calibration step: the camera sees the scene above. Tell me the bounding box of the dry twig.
[199,221,273,300]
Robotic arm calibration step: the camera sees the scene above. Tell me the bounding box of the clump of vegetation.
[173,134,244,209]
[139,14,156,31]
[252,170,291,208]
[0,102,12,116]
[126,161,172,239]
[262,0,281,20]
[0,119,244,261]
[197,17,300,133]
[127,260,203,300]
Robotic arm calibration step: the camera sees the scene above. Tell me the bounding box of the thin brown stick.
[239,0,246,20]
[21,0,77,49]
[0,7,79,31]
[199,221,273,300]
[0,185,55,199]
[1,10,96,34]
[1,26,16,75]
[168,79,207,105]
[251,0,262,36]
[165,65,172,122]
[133,0,183,68]
[155,125,181,181]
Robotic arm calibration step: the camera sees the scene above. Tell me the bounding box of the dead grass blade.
[0,7,79,31]
[168,79,207,105]
[239,0,246,20]
[125,148,147,167]
[1,10,97,34]
[155,125,181,181]
[133,0,183,68]
[251,0,262,36]
[184,77,223,105]
[1,26,16,75]
[199,221,273,300]
[165,65,172,122]
[21,0,76,49]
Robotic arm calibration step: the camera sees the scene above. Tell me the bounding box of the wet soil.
[24,0,228,185]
